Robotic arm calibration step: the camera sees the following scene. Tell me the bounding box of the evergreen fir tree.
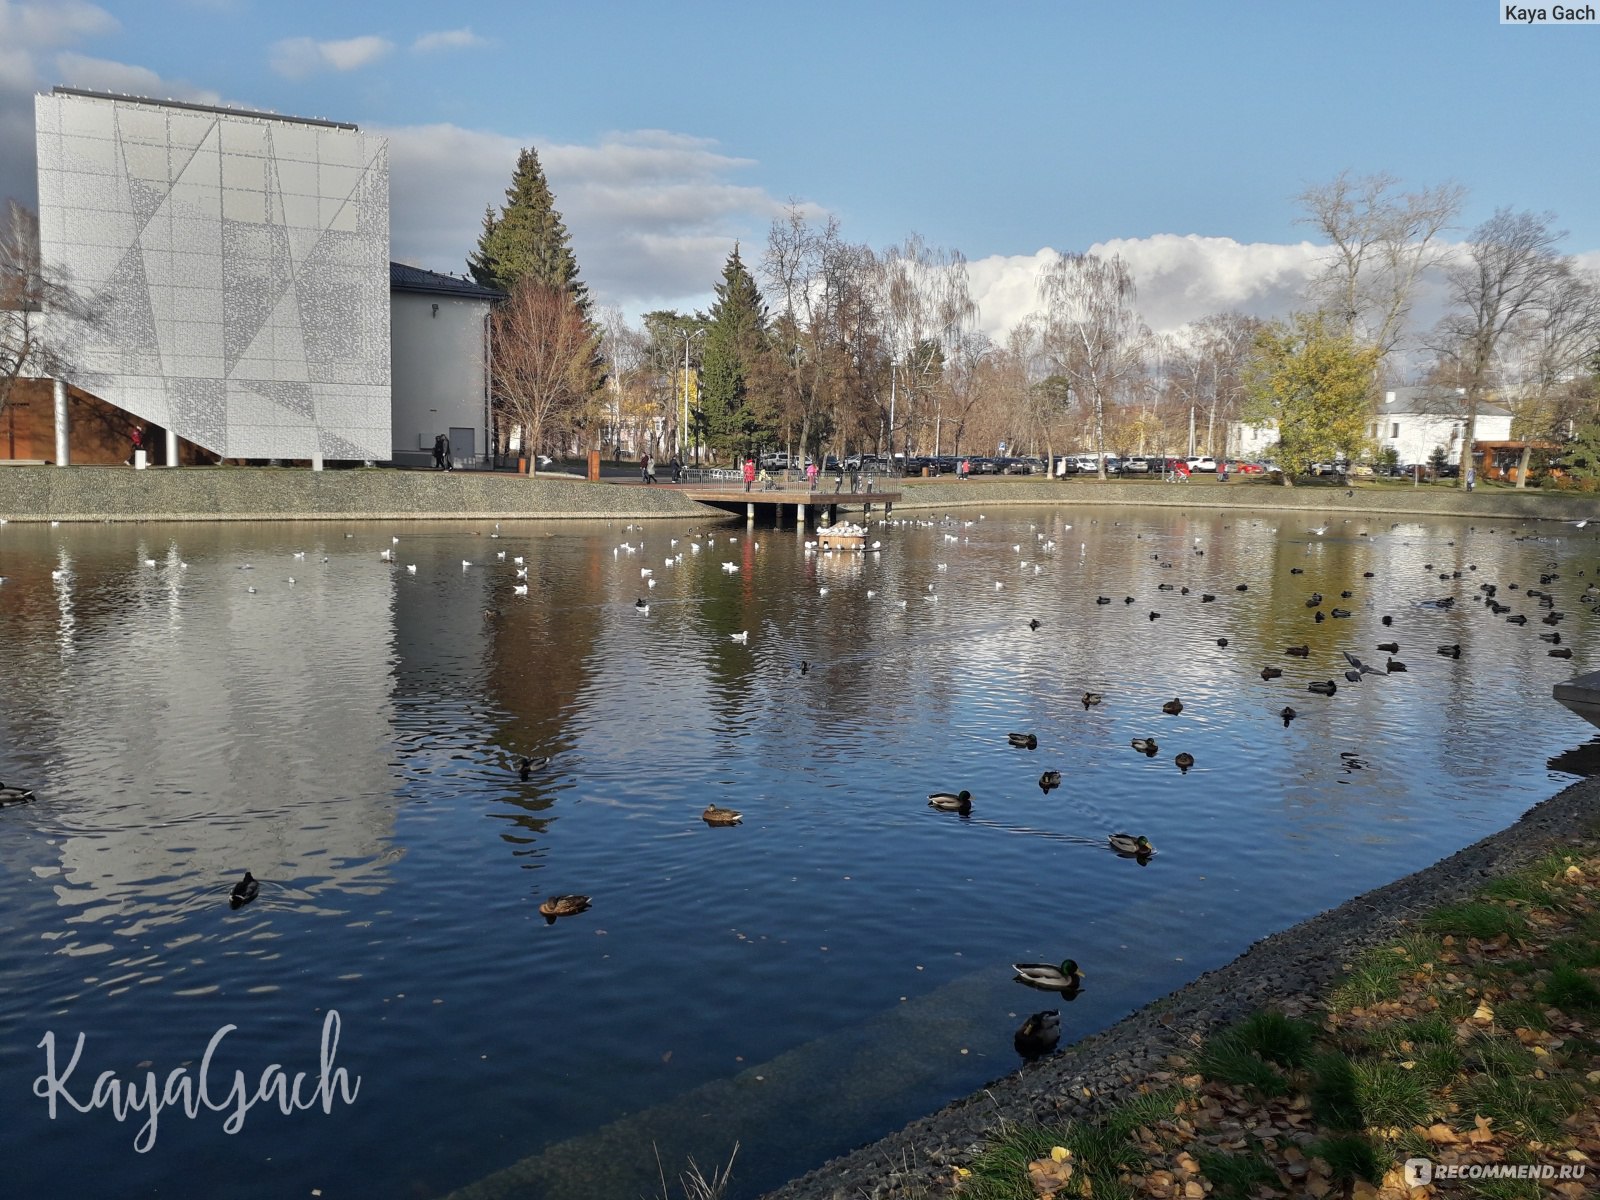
[467,148,590,313]
[699,244,769,458]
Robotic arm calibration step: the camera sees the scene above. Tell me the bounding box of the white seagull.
[406,564,417,574]
[512,583,528,596]
[730,630,749,643]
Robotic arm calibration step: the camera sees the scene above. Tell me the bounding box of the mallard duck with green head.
[1012,959,1084,994]
[1108,833,1154,858]
[0,781,36,806]
[928,790,973,814]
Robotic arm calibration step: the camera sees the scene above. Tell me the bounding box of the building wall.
[1,378,210,464]
[1373,412,1512,466]
[390,292,489,467]
[34,91,391,461]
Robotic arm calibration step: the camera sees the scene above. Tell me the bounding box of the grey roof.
[389,262,502,301]
[1381,387,1511,419]
[51,86,356,130]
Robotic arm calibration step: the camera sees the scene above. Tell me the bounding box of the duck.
[1174,752,1194,773]
[1308,680,1338,696]
[1377,642,1399,653]
[229,871,259,909]
[1550,647,1574,659]
[702,804,743,826]
[1260,666,1283,680]
[539,894,592,923]
[1285,645,1310,657]
[519,756,550,781]
[1161,698,1183,715]
[1201,593,1216,603]
[1130,738,1158,756]
[1012,960,1084,993]
[1014,1010,1061,1058]
[1382,614,1394,626]
[1028,618,1042,631]
[1216,638,1229,648]
[1540,632,1562,644]
[1007,732,1038,749]
[1330,608,1352,618]
[1096,596,1112,605]
[1386,657,1407,673]
[1305,592,1323,607]
[1280,706,1297,725]
[799,661,810,675]
[1039,770,1062,793]
[928,790,973,814]
[635,597,648,608]
[1081,692,1103,709]
[1109,833,1154,857]
[1314,610,1326,623]
[0,781,36,805]
[1437,643,1462,659]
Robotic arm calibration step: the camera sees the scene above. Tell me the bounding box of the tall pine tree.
[468,147,590,314]
[699,245,769,458]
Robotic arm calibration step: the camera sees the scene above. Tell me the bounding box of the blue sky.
[3,0,1595,342]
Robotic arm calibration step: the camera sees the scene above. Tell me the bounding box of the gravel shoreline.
[756,775,1600,1200]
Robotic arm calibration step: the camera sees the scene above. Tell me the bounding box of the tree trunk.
[1516,444,1532,489]
[1094,391,1107,481]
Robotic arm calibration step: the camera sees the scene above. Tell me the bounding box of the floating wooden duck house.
[816,521,869,552]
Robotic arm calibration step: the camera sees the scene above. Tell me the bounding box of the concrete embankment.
[0,465,1589,525]
[886,476,1591,522]
[0,464,715,523]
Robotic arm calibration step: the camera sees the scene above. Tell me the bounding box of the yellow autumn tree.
[1242,312,1380,486]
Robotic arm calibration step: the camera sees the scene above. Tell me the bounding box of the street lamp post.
[678,329,705,461]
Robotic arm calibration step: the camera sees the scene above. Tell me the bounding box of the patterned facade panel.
[35,91,391,459]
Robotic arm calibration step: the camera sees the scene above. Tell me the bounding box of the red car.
[1232,462,1266,474]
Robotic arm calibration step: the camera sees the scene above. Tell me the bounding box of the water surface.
[0,505,1594,1199]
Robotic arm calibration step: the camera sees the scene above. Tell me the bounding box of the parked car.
[1121,456,1152,474]
[1233,461,1266,474]
[1185,456,1218,472]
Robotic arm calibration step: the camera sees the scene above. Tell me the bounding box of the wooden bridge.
[654,477,899,528]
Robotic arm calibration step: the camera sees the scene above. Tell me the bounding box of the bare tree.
[1171,312,1263,457]
[874,234,978,458]
[1038,252,1147,480]
[1434,209,1571,482]
[491,280,600,473]
[1297,171,1463,357]
[1,200,92,419]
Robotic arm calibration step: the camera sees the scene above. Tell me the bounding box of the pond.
[0,504,1595,1199]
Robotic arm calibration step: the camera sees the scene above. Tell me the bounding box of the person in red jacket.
[743,457,756,492]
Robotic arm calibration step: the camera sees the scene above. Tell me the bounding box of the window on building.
[1391,423,1399,438]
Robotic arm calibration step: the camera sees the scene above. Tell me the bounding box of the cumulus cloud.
[269,34,393,79]
[382,124,798,313]
[412,28,487,53]
[53,53,221,104]
[966,235,1328,344]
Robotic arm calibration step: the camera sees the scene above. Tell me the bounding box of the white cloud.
[53,53,221,104]
[0,0,117,47]
[966,235,1328,344]
[269,34,393,79]
[382,123,797,313]
[412,28,487,53]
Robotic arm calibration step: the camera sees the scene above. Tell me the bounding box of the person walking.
[743,457,756,492]
[128,425,144,466]
[670,456,682,484]
[641,452,653,484]
[807,461,819,491]
[959,458,970,482]
[432,433,446,470]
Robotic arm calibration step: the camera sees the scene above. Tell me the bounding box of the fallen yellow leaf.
[1469,1114,1495,1144]
[1472,1001,1495,1023]
[1050,1146,1070,1163]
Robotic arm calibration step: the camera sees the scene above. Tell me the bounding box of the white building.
[389,263,498,468]
[35,87,391,462]
[1367,387,1512,466]
[1226,386,1514,466]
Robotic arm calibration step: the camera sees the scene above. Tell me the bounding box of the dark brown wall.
[3,380,208,465]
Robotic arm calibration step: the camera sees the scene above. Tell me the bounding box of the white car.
[1185,456,1218,472]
